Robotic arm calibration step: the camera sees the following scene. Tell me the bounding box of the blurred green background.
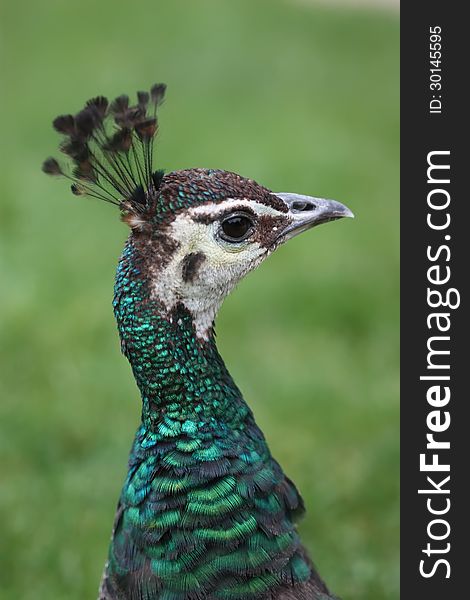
[0,0,398,598]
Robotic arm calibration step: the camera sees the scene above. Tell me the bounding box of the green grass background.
[0,1,399,598]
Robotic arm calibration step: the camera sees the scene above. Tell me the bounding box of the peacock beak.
[275,193,354,240]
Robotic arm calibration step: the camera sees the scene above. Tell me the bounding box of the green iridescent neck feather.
[105,239,327,599]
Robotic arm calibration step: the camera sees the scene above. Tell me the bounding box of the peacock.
[43,83,353,600]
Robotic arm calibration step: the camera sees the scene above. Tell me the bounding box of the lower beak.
[276,192,354,240]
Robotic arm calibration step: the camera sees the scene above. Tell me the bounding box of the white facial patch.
[188,198,282,219]
[150,199,285,339]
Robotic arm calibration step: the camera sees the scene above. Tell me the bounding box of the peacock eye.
[220,213,254,242]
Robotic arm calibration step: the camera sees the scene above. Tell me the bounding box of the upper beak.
[276,192,354,240]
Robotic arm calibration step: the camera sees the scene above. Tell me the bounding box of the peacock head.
[43,83,353,339]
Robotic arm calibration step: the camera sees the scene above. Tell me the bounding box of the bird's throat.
[106,239,315,599]
[113,238,249,432]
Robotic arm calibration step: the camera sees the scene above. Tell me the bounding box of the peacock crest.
[42,83,167,222]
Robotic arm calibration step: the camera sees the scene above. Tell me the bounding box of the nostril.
[291,200,316,212]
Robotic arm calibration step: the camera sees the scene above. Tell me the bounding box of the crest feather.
[42,83,167,212]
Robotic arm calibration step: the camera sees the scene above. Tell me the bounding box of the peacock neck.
[113,238,251,434]
[107,239,315,599]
